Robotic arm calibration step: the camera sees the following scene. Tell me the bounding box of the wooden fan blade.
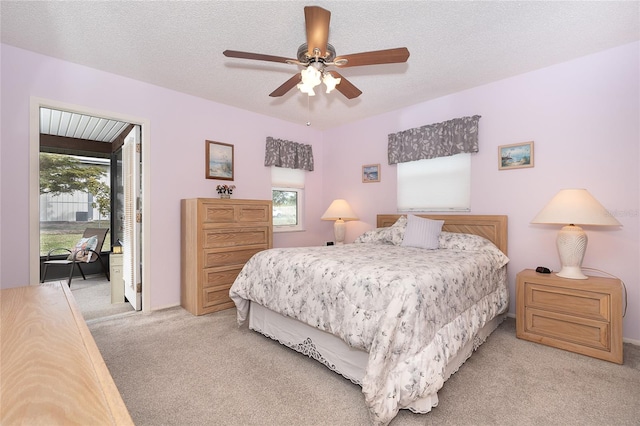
[223,50,294,64]
[334,47,410,68]
[327,71,362,99]
[269,73,302,97]
[304,6,331,57]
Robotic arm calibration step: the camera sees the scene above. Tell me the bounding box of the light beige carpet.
[69,276,135,320]
[89,307,640,426]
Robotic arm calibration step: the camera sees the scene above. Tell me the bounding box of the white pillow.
[353,228,389,244]
[378,215,407,245]
[400,215,444,249]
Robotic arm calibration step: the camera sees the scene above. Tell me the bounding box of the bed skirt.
[249,302,507,414]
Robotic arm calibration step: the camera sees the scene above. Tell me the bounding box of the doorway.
[29,97,152,313]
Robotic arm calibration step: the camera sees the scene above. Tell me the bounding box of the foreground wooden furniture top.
[516,269,623,364]
[1,282,133,425]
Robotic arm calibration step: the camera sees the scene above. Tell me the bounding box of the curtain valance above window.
[388,115,481,165]
[264,137,314,171]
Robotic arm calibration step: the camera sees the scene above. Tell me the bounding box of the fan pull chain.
[306,94,311,127]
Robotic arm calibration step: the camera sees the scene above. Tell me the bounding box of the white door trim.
[29,97,152,313]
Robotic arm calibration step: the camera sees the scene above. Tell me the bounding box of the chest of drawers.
[181,198,272,315]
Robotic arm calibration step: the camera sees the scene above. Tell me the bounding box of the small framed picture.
[498,141,534,170]
[206,140,234,180]
[362,164,380,183]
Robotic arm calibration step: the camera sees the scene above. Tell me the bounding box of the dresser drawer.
[202,227,270,248]
[202,287,235,311]
[524,307,611,351]
[523,282,610,321]
[202,204,235,223]
[201,203,271,224]
[237,204,270,222]
[202,267,242,289]
[203,247,264,268]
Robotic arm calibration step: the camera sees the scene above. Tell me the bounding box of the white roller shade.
[271,166,305,188]
[397,153,471,212]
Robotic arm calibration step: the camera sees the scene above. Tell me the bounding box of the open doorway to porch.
[29,98,151,315]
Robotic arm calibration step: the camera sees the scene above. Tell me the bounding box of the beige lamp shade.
[531,189,621,226]
[531,189,620,280]
[321,199,358,245]
[321,199,359,221]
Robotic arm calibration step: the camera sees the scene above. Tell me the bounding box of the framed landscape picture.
[499,141,534,170]
[362,164,380,183]
[206,140,234,180]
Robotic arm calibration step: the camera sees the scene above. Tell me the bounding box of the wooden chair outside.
[41,228,110,287]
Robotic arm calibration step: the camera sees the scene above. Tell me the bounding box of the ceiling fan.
[223,5,410,99]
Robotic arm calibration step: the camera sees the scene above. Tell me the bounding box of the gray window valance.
[388,115,481,165]
[264,137,314,171]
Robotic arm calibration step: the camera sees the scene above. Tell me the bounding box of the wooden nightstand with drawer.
[516,268,623,364]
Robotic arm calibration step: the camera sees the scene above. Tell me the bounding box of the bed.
[229,214,509,425]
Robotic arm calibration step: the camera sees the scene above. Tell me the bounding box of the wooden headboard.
[377,214,508,255]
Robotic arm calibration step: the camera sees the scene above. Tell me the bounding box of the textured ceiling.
[2,1,639,130]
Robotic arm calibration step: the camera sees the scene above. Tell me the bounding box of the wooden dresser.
[1,282,133,425]
[181,198,272,315]
[516,268,623,364]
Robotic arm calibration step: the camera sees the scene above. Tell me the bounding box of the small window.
[272,188,304,232]
[271,166,305,232]
[397,153,471,212]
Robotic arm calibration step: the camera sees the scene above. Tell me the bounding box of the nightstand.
[516,268,623,364]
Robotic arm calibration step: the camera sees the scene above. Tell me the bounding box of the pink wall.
[323,42,639,342]
[2,42,638,341]
[0,44,327,310]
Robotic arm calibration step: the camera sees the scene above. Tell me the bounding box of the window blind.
[397,153,471,211]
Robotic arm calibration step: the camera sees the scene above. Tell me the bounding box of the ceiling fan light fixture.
[298,83,316,96]
[297,81,316,96]
[323,72,341,93]
[300,65,321,87]
[298,64,323,96]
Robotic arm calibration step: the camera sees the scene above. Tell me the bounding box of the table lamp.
[321,199,358,245]
[112,239,123,254]
[531,188,621,279]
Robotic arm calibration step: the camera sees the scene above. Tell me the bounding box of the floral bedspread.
[229,234,509,425]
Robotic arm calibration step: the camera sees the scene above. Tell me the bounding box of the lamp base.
[334,219,346,245]
[556,266,588,280]
[555,225,588,280]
